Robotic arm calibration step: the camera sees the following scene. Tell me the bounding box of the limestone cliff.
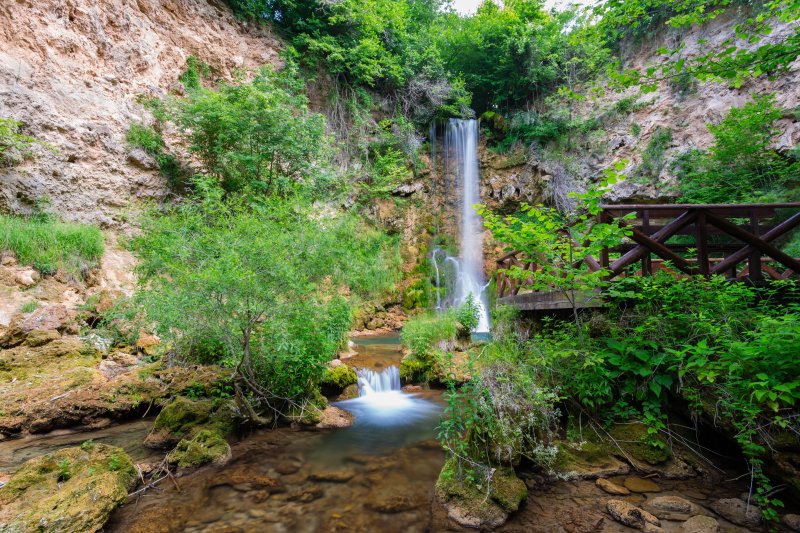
[0,0,282,226]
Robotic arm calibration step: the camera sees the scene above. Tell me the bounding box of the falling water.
[357,366,401,396]
[444,119,490,332]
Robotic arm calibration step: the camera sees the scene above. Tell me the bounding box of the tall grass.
[0,215,104,277]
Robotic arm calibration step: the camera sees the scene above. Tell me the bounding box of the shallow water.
[109,335,446,532]
[0,418,159,472]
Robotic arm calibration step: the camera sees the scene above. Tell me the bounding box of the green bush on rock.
[0,443,136,533]
[320,364,358,390]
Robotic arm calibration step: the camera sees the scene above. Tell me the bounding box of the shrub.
[636,126,672,181]
[125,124,183,188]
[0,215,104,277]
[455,294,480,338]
[400,311,458,358]
[0,118,41,167]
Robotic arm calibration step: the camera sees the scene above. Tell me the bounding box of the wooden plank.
[695,211,710,276]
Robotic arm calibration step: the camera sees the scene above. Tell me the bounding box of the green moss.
[400,354,433,382]
[608,422,671,465]
[320,364,358,389]
[152,396,213,436]
[489,467,528,512]
[0,444,136,532]
[167,429,231,468]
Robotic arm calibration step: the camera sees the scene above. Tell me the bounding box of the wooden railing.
[496,203,800,299]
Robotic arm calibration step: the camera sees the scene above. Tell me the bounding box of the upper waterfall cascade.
[432,119,491,333]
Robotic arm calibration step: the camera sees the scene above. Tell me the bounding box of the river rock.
[624,476,662,493]
[167,429,232,468]
[680,515,720,533]
[709,498,761,528]
[287,486,324,502]
[0,443,136,532]
[596,478,630,495]
[644,495,696,520]
[607,499,663,531]
[783,513,800,532]
[144,397,214,449]
[315,406,354,429]
[367,494,421,513]
[309,469,355,483]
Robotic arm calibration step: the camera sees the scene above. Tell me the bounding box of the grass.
[20,301,38,313]
[0,215,104,278]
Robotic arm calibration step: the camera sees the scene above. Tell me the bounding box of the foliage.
[455,294,480,338]
[0,214,104,278]
[479,166,632,329]
[20,301,38,314]
[636,126,672,181]
[320,364,358,389]
[400,310,458,358]
[175,66,335,197]
[677,94,799,203]
[130,179,400,415]
[0,118,43,167]
[125,123,183,188]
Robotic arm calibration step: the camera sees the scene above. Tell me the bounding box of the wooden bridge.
[495,203,800,311]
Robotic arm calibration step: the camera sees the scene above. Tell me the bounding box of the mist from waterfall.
[432,119,490,332]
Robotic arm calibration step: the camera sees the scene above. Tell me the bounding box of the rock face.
[0,0,282,226]
[0,443,136,532]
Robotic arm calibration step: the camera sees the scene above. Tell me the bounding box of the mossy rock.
[285,390,328,426]
[166,429,231,468]
[434,457,526,529]
[608,422,671,465]
[400,354,432,382]
[320,364,358,395]
[0,443,136,532]
[143,396,214,449]
[553,441,631,479]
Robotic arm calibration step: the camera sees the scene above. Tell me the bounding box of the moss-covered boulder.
[434,457,527,529]
[0,443,136,532]
[166,429,231,468]
[608,422,671,465]
[320,363,358,396]
[143,396,235,449]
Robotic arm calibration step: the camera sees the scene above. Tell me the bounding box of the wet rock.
[315,406,354,429]
[624,476,662,493]
[783,513,800,532]
[555,442,631,479]
[337,383,359,400]
[709,498,761,528]
[644,495,696,520]
[435,457,526,530]
[402,384,424,393]
[607,499,662,531]
[308,469,355,483]
[167,429,232,468]
[366,495,421,513]
[275,462,301,475]
[596,478,630,495]
[287,486,324,502]
[0,443,136,532]
[680,515,720,533]
[215,468,279,492]
[143,397,214,449]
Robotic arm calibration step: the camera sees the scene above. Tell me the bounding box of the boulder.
[135,331,161,356]
[624,476,662,493]
[0,443,136,533]
[315,406,354,429]
[1,304,69,347]
[435,457,527,530]
[596,478,630,495]
[607,499,663,531]
[14,269,39,287]
[166,429,231,468]
[143,397,214,449]
[680,515,720,533]
[709,498,761,528]
[783,513,800,532]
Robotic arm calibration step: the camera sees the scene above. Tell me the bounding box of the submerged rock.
[783,513,800,532]
[0,443,136,532]
[644,495,697,520]
[435,457,527,530]
[308,469,355,483]
[680,515,720,533]
[623,476,662,493]
[596,477,630,495]
[607,499,662,531]
[708,497,761,528]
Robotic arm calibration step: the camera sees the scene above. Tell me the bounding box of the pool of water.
[342,333,405,371]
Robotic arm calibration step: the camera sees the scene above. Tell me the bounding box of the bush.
[0,215,104,277]
[0,118,42,167]
[636,126,672,181]
[126,124,183,188]
[400,311,458,358]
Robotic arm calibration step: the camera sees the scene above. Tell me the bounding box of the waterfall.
[357,366,401,396]
[443,119,490,332]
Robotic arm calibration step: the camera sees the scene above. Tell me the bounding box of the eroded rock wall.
[0,0,282,226]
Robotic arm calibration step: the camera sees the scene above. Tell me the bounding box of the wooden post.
[695,209,709,277]
[641,209,652,275]
[748,209,764,282]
